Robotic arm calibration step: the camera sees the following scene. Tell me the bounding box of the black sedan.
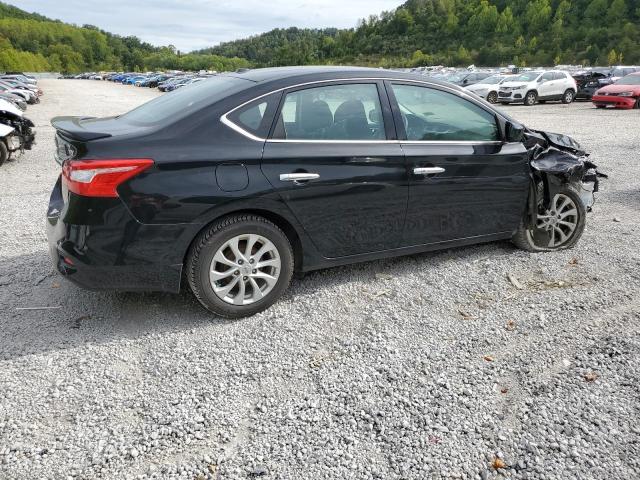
[47,66,603,318]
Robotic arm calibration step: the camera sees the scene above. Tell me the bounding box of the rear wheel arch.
[183,208,304,273]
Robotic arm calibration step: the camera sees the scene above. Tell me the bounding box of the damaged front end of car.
[0,104,36,158]
[522,129,607,240]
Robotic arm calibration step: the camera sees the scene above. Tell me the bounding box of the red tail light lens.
[62,159,154,198]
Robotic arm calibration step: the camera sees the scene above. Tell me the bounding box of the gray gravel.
[1,80,639,479]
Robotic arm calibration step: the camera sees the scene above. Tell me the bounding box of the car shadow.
[0,240,516,360]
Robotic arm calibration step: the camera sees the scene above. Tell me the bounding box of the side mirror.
[505,121,525,143]
[463,79,469,85]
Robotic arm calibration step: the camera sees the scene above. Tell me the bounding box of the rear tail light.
[62,158,154,198]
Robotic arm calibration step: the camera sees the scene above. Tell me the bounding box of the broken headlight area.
[522,129,607,233]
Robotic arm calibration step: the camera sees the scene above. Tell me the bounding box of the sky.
[11,0,402,52]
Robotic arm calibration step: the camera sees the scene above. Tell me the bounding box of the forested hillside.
[202,0,640,67]
[1,0,639,72]
[0,2,249,72]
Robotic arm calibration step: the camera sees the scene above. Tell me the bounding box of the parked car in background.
[499,70,577,106]
[0,81,38,104]
[145,75,171,88]
[1,74,37,86]
[464,74,510,103]
[445,71,493,87]
[609,66,640,83]
[573,68,612,100]
[0,92,27,111]
[592,72,640,109]
[0,98,35,166]
[47,66,603,318]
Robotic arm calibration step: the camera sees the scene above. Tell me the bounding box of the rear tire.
[634,98,640,109]
[186,214,294,318]
[512,186,586,252]
[524,91,538,106]
[487,91,498,104]
[562,89,575,104]
[0,140,8,166]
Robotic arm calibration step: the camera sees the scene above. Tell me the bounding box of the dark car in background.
[47,66,603,318]
[573,68,612,100]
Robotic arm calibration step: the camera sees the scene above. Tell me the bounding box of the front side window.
[273,83,385,140]
[390,84,499,142]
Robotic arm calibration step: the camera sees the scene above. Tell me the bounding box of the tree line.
[1,0,639,73]
[201,0,640,67]
[0,2,249,73]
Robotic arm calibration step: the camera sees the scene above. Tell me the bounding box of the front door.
[385,81,531,247]
[261,81,408,258]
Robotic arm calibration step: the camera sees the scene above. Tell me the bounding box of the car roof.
[223,65,459,90]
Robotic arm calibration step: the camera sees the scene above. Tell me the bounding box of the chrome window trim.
[219,77,502,145]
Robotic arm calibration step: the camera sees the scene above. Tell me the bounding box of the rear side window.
[273,83,385,141]
[227,92,280,138]
[390,83,499,142]
[553,72,567,80]
[540,72,554,81]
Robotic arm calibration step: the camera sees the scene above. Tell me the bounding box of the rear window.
[118,75,252,126]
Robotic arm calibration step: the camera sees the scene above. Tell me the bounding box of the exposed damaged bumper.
[523,129,607,227]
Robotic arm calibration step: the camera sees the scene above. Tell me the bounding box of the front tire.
[186,215,294,318]
[487,91,498,104]
[562,89,575,104]
[512,186,586,252]
[524,91,538,106]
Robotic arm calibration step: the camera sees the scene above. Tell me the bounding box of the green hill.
[201,0,640,67]
[0,2,248,73]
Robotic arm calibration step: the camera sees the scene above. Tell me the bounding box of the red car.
[592,72,640,109]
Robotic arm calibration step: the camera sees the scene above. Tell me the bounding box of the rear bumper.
[592,95,636,109]
[46,177,193,293]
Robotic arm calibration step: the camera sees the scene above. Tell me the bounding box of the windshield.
[118,75,251,126]
[512,72,541,82]
[615,74,640,85]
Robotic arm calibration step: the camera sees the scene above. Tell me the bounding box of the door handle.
[279,173,320,182]
[413,167,445,175]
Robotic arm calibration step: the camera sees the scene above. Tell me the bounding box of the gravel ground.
[0,80,639,480]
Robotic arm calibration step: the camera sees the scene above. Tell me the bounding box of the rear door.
[385,81,530,247]
[260,81,408,258]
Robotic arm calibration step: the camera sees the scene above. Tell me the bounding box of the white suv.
[498,70,577,106]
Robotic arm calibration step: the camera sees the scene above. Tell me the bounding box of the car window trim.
[269,80,391,142]
[220,77,504,145]
[384,80,503,144]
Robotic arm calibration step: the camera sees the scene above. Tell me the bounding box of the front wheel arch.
[524,90,538,106]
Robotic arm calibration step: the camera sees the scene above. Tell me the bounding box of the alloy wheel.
[209,234,281,305]
[487,91,498,104]
[525,92,537,106]
[564,90,574,103]
[534,194,579,248]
